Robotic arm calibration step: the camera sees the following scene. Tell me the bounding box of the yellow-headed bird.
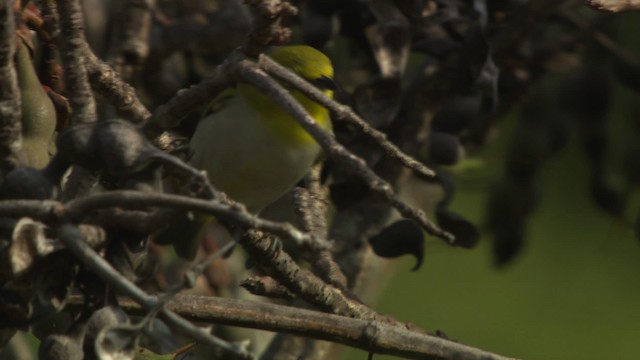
[163,45,335,259]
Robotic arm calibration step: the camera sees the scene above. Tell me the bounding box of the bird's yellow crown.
[239,45,335,145]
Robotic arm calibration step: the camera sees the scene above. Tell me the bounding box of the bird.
[159,45,336,259]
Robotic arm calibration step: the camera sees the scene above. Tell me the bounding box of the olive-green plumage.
[163,45,335,259]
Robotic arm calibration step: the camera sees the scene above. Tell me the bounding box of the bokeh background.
[342,13,640,358]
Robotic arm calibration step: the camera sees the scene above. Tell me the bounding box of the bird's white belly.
[189,96,320,213]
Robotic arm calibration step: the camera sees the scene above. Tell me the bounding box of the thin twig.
[0,199,63,220]
[142,0,293,139]
[84,48,151,124]
[240,230,376,319]
[260,55,436,179]
[63,190,329,250]
[66,293,518,360]
[55,0,100,198]
[236,61,454,244]
[241,276,296,299]
[0,1,24,175]
[56,0,96,124]
[56,223,254,360]
[294,165,348,288]
[0,190,328,250]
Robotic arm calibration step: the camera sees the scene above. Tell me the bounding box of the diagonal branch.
[84,48,151,124]
[260,55,436,179]
[235,60,455,245]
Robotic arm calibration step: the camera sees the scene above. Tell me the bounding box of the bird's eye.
[311,76,337,91]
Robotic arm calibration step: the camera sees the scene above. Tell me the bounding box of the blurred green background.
[339,12,640,360]
[341,89,640,360]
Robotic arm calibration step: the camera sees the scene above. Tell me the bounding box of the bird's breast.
[189,95,322,212]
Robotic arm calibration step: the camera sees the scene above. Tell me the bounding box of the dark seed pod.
[56,119,161,179]
[369,219,425,271]
[55,123,99,171]
[431,95,482,135]
[93,120,157,177]
[428,131,463,166]
[492,222,525,267]
[329,180,370,210]
[0,167,57,200]
[435,209,479,249]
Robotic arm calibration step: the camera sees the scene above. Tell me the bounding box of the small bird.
[162,45,335,259]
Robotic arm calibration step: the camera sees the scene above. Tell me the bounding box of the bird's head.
[240,45,335,145]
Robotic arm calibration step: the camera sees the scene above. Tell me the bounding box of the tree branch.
[67,293,518,360]
[56,0,96,124]
[0,190,328,250]
[54,0,100,198]
[235,60,455,245]
[56,223,253,360]
[259,54,435,179]
[84,48,151,124]
[0,1,24,175]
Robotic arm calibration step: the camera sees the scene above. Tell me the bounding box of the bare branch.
[0,1,24,175]
[240,230,377,319]
[0,189,328,250]
[56,0,96,124]
[260,55,436,179]
[54,0,101,199]
[0,199,63,220]
[63,190,329,250]
[56,223,254,360]
[241,276,296,299]
[84,48,151,124]
[294,165,348,288]
[69,294,519,360]
[235,60,455,244]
